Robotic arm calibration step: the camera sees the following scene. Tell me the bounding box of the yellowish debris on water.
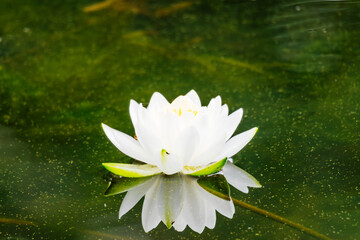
[84,0,149,15]
[122,30,155,39]
[84,0,192,17]
[83,0,115,12]
[155,2,193,17]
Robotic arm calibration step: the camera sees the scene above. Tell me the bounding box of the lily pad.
[197,174,230,201]
[102,163,162,178]
[182,158,227,176]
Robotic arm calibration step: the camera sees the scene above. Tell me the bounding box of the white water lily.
[102,90,260,178]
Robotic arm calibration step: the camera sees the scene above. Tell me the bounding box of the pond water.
[0,0,359,239]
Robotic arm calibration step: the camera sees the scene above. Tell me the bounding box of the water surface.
[0,0,359,239]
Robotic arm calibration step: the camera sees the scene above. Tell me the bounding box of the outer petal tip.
[101,123,111,134]
[101,123,113,133]
[166,222,173,229]
[185,89,201,106]
[253,178,262,188]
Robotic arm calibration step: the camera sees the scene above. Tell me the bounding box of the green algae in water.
[0,0,359,239]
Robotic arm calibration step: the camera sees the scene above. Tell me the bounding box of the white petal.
[134,106,163,156]
[199,186,235,218]
[147,92,169,111]
[208,96,222,109]
[220,104,229,117]
[225,108,243,140]
[185,90,201,106]
[102,123,150,164]
[158,112,181,151]
[174,127,200,165]
[190,131,227,166]
[158,149,184,175]
[137,103,159,131]
[129,99,139,126]
[142,176,162,232]
[134,122,162,156]
[119,178,156,219]
[197,178,234,219]
[222,162,261,193]
[181,176,206,233]
[157,174,184,228]
[173,215,187,232]
[218,127,258,160]
[204,201,216,229]
[119,192,143,219]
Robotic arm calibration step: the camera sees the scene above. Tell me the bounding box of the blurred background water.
[0,0,359,239]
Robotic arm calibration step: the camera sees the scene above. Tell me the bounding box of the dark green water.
[0,0,359,239]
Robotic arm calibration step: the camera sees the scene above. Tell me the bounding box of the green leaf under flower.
[182,158,227,176]
[102,163,162,178]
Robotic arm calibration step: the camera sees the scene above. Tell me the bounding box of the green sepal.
[102,163,162,178]
[182,158,227,176]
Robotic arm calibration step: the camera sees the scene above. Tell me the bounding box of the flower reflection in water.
[104,166,260,233]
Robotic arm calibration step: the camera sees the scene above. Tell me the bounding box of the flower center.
[166,96,198,117]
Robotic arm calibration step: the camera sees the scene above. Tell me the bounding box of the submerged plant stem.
[0,218,35,226]
[82,229,127,239]
[202,185,331,240]
[230,198,331,240]
[225,194,331,239]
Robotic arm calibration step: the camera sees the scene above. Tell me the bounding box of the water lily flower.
[102,90,259,180]
[105,173,236,233]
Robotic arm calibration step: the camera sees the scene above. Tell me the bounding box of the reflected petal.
[198,186,234,218]
[222,161,261,193]
[109,166,257,233]
[157,174,184,228]
[204,200,216,229]
[142,176,162,232]
[179,176,206,233]
[172,214,187,232]
[119,177,156,219]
